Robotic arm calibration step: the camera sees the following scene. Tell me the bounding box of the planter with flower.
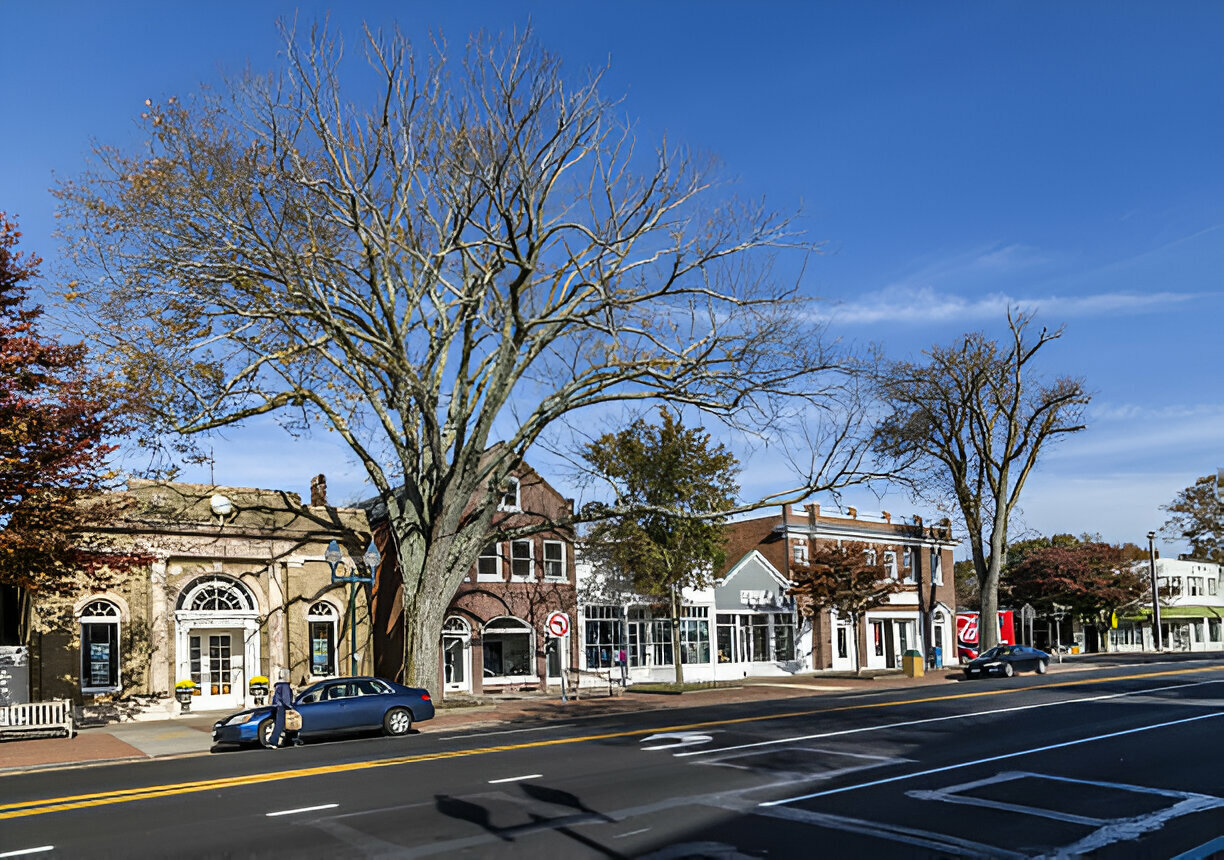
[175,680,197,711]
[249,676,270,705]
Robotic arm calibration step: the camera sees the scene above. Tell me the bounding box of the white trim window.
[864,548,877,566]
[307,601,338,677]
[543,541,566,580]
[477,543,502,582]
[930,550,943,585]
[498,478,521,512]
[883,550,898,580]
[79,600,121,693]
[792,542,808,565]
[482,616,534,680]
[510,539,534,581]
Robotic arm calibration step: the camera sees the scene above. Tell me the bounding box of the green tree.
[1161,474,1224,563]
[788,541,900,674]
[53,26,859,688]
[581,408,739,683]
[1002,538,1148,647]
[873,311,1090,652]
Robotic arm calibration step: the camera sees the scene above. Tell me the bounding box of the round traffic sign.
[546,611,570,638]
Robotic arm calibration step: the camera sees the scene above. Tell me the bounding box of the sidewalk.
[2,654,1158,775]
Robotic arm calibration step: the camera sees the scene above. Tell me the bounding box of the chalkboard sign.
[0,646,30,706]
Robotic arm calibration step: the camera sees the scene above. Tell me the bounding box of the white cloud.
[811,285,1205,326]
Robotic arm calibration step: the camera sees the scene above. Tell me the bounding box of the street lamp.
[325,538,381,676]
[1147,531,1163,652]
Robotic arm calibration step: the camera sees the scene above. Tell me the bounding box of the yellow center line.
[2,663,1219,820]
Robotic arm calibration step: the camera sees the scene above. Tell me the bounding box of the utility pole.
[1147,531,1163,652]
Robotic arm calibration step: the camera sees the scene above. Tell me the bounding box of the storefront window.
[483,617,534,678]
[773,613,795,661]
[585,606,624,669]
[79,600,120,692]
[307,602,338,676]
[679,608,710,665]
[716,614,736,663]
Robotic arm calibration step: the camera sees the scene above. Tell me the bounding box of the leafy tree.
[0,214,135,643]
[953,559,979,611]
[581,408,738,683]
[1161,474,1224,563]
[53,27,863,688]
[788,540,901,673]
[873,311,1090,652]
[1002,539,1148,645]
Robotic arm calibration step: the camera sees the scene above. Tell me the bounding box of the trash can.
[902,649,924,678]
[934,645,943,669]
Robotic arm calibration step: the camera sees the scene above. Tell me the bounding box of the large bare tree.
[872,311,1090,651]
[55,25,859,688]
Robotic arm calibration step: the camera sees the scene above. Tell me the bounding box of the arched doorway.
[174,575,260,710]
[442,616,472,693]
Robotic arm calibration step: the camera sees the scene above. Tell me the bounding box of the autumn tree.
[0,214,132,643]
[1161,474,1224,563]
[54,26,864,688]
[789,540,901,673]
[1002,538,1148,647]
[872,311,1090,652]
[581,408,738,683]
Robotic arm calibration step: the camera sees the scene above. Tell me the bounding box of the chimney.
[882,510,891,523]
[804,503,819,529]
[847,506,857,519]
[310,474,328,507]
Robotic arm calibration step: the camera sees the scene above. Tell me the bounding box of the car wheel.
[1036,660,1048,674]
[383,707,413,736]
[1003,663,1015,678]
[962,671,974,680]
[258,718,275,748]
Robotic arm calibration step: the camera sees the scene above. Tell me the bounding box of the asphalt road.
[2,658,1223,859]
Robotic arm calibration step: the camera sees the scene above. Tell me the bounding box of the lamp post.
[325,538,381,676]
[1147,530,1163,652]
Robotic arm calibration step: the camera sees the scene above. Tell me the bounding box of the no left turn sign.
[546,611,570,638]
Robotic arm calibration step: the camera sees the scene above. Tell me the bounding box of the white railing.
[0,699,75,738]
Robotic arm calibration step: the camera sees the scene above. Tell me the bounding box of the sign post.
[546,612,570,703]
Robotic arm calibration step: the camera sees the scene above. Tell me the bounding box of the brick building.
[22,479,373,715]
[368,464,577,696]
[720,503,958,672]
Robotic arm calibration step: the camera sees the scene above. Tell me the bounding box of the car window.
[353,680,384,696]
[996,646,1013,656]
[298,687,324,705]
[325,682,353,700]
[979,647,998,659]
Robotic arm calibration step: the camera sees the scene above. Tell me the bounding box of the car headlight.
[224,712,253,727]
[983,662,1002,668]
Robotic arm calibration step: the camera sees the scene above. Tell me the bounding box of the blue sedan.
[212,676,434,747]
[962,645,1050,679]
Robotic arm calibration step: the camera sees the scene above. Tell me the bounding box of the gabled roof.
[719,549,790,589]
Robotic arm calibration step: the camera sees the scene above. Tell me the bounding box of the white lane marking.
[613,828,652,839]
[487,774,543,784]
[640,732,714,751]
[759,709,1224,806]
[678,678,1223,758]
[459,723,575,738]
[266,803,340,817]
[0,849,55,858]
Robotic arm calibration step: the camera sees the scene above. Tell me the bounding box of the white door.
[189,630,244,709]
[442,634,470,693]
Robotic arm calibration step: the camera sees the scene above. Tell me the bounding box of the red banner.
[956,610,1015,660]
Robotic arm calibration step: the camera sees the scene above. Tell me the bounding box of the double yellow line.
[3,664,1219,821]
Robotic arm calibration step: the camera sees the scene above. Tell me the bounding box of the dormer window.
[498,478,521,511]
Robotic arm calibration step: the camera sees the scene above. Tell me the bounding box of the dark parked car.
[212,676,434,747]
[962,645,1050,679]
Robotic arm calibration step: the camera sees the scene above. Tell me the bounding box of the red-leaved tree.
[0,213,139,643]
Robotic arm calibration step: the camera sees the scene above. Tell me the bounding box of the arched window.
[307,601,339,677]
[176,575,255,612]
[79,600,121,692]
[482,616,534,680]
[444,616,472,636]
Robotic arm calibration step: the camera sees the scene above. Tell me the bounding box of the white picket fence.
[0,699,75,738]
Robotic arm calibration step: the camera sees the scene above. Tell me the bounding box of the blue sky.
[3,2,1221,557]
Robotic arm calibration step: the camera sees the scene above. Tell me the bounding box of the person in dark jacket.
[266,668,298,749]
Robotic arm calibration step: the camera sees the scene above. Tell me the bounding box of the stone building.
[368,464,578,695]
[26,478,373,715]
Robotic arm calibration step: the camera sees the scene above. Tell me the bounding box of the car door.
[348,679,389,729]
[296,681,349,734]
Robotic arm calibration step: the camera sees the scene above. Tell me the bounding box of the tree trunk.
[851,612,862,674]
[671,584,684,685]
